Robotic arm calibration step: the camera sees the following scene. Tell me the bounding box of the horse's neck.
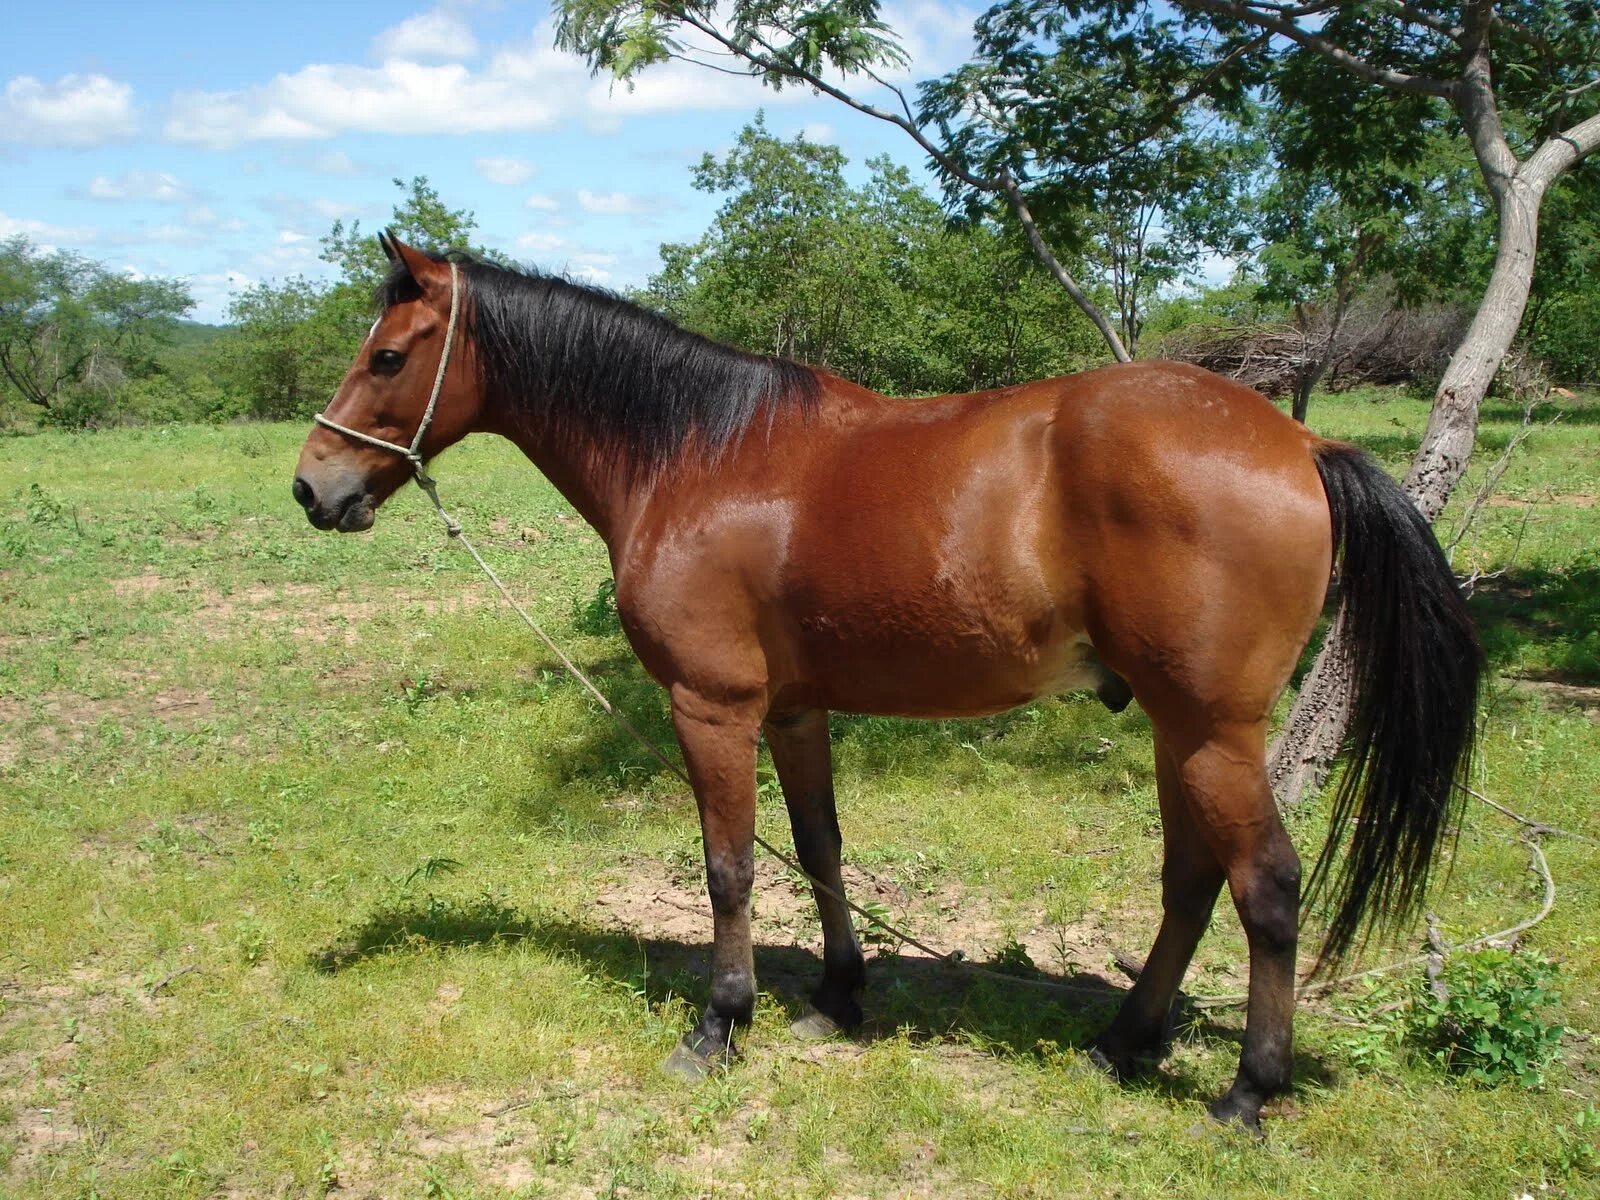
[494,414,638,549]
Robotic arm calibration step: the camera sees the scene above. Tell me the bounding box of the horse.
[292,233,1479,1130]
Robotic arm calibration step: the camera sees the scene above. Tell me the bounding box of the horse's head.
[292,232,484,532]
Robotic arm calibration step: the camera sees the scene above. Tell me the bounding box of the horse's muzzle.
[293,474,375,533]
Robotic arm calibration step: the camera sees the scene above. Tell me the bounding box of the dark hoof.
[1206,1094,1264,1137]
[1085,1038,1158,1082]
[662,1039,720,1082]
[790,1007,846,1040]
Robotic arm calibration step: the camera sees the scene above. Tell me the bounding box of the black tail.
[1306,442,1482,970]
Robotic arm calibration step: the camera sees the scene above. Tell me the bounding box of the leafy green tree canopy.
[0,235,193,415]
[640,116,1103,393]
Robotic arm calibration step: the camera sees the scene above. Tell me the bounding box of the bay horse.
[292,234,1479,1130]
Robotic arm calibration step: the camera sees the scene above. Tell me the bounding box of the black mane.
[379,253,820,473]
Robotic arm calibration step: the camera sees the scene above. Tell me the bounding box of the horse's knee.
[706,851,754,916]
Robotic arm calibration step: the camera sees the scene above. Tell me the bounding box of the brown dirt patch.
[0,687,213,767]
[0,965,155,1184]
[1485,491,1599,509]
[1510,678,1600,723]
[106,575,490,645]
[592,853,1130,982]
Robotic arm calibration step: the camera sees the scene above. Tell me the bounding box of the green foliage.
[1342,947,1568,1088]
[640,116,1101,393]
[572,577,621,636]
[215,277,365,420]
[216,176,502,421]
[1528,164,1600,383]
[0,235,194,424]
[319,175,506,293]
[919,1,1261,352]
[1409,947,1566,1088]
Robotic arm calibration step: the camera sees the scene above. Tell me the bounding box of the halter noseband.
[313,260,462,486]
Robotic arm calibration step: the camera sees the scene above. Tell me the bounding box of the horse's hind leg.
[764,708,865,1037]
[1174,720,1301,1130]
[1089,735,1225,1075]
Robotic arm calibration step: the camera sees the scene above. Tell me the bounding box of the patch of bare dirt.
[0,964,157,1184]
[1511,678,1600,723]
[106,575,490,645]
[592,853,1133,983]
[0,687,213,767]
[1486,491,1599,509]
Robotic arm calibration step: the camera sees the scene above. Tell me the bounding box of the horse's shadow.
[308,900,1335,1103]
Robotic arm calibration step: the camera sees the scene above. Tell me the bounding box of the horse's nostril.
[291,476,315,509]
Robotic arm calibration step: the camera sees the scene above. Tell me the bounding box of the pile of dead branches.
[1157,297,1469,398]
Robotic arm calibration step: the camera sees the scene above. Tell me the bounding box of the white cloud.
[516,231,568,252]
[524,192,560,212]
[86,170,190,203]
[577,189,651,216]
[309,150,364,176]
[259,192,366,227]
[158,3,977,150]
[185,269,256,323]
[164,51,578,148]
[2,73,137,146]
[0,210,100,245]
[185,206,247,234]
[799,122,834,143]
[372,8,480,63]
[476,155,536,186]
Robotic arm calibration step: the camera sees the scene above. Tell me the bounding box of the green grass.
[1,388,1597,1198]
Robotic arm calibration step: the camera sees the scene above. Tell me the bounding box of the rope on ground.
[412,477,1572,1011]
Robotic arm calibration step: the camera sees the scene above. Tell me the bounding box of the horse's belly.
[792,613,1103,719]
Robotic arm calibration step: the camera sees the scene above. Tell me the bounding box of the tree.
[638,117,1103,393]
[1245,98,1490,421]
[1524,162,1600,382]
[218,277,366,420]
[0,236,193,417]
[916,0,1261,356]
[1165,0,1600,805]
[556,0,1263,360]
[222,176,504,419]
[320,175,502,293]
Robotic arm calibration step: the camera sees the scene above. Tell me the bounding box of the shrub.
[1341,946,1567,1088]
[1407,946,1566,1087]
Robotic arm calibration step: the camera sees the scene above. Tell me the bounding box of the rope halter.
[313,260,462,523]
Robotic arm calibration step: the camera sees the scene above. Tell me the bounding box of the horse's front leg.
[663,685,761,1080]
[764,707,865,1037]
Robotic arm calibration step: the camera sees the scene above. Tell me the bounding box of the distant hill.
[168,321,231,350]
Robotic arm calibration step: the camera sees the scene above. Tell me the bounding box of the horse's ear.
[386,235,450,297]
[377,228,399,263]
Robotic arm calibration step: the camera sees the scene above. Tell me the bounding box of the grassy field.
[1,387,1597,1198]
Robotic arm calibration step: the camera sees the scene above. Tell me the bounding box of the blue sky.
[2,1,978,322]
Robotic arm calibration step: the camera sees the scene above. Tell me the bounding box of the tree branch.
[998,169,1132,362]
[677,10,997,192]
[1522,111,1600,192]
[1175,0,1458,97]
[1105,32,1269,160]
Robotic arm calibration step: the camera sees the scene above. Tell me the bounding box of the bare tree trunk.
[1269,182,1542,808]
[1401,182,1540,522]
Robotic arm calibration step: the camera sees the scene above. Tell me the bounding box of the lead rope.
[315,266,1560,1012]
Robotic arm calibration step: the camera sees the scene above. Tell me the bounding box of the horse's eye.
[372,348,405,373]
